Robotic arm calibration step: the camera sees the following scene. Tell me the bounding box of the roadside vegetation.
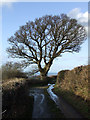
[54,65,89,119]
[1,62,34,119]
[2,82,34,119]
[1,62,27,82]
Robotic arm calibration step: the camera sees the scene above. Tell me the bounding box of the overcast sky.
[1,1,88,74]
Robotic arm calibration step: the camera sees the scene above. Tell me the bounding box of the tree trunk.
[39,59,53,80]
[40,71,47,80]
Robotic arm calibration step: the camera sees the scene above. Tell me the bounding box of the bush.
[0,62,27,82]
[56,70,69,85]
[56,65,89,101]
[2,80,34,119]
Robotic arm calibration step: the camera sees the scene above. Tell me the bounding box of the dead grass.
[2,78,26,90]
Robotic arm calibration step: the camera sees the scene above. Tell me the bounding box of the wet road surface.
[29,87,51,118]
[29,84,83,118]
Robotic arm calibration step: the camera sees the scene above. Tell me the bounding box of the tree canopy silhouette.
[7,14,87,80]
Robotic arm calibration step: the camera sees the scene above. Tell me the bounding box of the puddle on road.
[29,84,60,118]
[29,88,45,106]
[47,84,60,106]
[29,88,51,118]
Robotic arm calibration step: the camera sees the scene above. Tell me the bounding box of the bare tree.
[7,14,87,80]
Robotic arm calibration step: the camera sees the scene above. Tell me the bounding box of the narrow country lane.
[29,87,51,118]
[29,84,83,119]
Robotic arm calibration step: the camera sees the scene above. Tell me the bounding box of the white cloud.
[68,8,88,33]
[0,0,19,8]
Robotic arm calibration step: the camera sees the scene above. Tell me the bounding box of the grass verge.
[53,86,89,119]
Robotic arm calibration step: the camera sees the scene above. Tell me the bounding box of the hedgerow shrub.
[56,65,89,101]
[0,62,27,82]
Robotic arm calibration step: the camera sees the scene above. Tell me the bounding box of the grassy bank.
[2,78,34,119]
[53,86,89,119]
[54,65,89,119]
